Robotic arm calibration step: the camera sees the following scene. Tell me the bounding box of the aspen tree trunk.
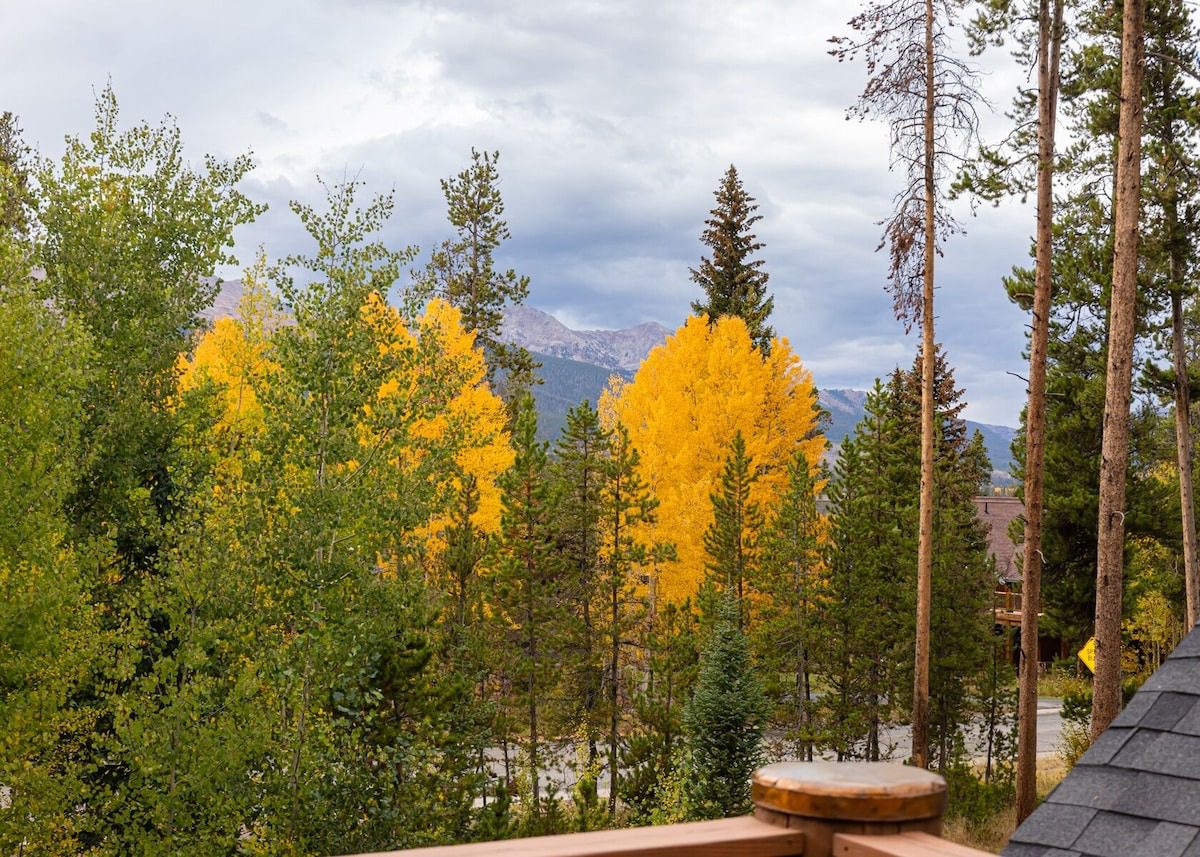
[1016,0,1063,824]
[1171,285,1199,628]
[1092,0,1145,739]
[912,0,937,770]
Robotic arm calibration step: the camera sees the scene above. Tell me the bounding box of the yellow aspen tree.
[358,294,513,563]
[600,314,824,602]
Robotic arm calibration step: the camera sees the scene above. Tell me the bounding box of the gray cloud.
[5,0,1037,424]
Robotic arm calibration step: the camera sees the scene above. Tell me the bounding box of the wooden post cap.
[752,762,947,823]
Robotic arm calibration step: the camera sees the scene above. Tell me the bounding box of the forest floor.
[942,754,1069,854]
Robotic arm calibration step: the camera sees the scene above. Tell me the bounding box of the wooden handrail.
[834,831,988,855]
[346,817,805,857]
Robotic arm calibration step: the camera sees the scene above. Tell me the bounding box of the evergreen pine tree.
[752,450,824,760]
[824,349,996,767]
[622,599,699,823]
[683,596,766,819]
[492,394,563,812]
[598,422,661,816]
[690,165,774,351]
[823,379,913,761]
[417,148,538,395]
[552,401,609,766]
[702,431,763,629]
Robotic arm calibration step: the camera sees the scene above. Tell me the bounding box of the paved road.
[483,697,1067,799]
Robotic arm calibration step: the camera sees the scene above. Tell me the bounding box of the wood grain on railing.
[833,831,990,856]
[348,816,805,857]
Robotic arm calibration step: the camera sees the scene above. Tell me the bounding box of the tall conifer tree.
[493,394,562,812]
[690,165,774,351]
[753,451,824,760]
[702,431,763,629]
[552,401,609,766]
[418,148,537,395]
[598,423,661,816]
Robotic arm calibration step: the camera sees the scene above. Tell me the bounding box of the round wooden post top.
[752,761,947,823]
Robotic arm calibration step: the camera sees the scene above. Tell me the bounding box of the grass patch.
[1037,669,1091,700]
[941,756,1068,854]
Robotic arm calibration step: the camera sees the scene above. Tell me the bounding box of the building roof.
[814,495,1024,583]
[1004,622,1200,857]
[973,495,1023,584]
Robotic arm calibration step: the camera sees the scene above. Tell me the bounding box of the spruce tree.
[690,165,774,351]
[702,431,763,629]
[492,394,563,812]
[823,380,913,761]
[823,349,995,768]
[683,596,766,819]
[598,422,661,816]
[622,600,699,822]
[753,450,824,760]
[551,401,609,766]
[418,148,538,395]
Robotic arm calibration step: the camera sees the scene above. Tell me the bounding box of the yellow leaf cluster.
[600,314,824,602]
[179,274,282,442]
[414,298,513,542]
[359,294,513,550]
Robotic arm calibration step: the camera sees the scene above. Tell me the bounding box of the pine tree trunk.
[1017,0,1063,824]
[1092,0,1145,739]
[912,0,937,770]
[1172,286,1199,628]
[609,572,619,816]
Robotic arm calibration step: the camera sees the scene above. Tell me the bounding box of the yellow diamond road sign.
[1078,637,1097,674]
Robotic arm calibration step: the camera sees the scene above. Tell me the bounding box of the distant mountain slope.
[528,352,629,441]
[502,305,668,372]
[819,387,1016,484]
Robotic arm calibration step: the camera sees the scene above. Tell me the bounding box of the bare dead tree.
[831,0,981,769]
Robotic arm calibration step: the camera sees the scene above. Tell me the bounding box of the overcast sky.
[7,0,1040,425]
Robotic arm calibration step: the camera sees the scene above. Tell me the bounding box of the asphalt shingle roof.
[1004,622,1200,857]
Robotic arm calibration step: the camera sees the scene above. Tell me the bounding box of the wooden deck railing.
[347,762,992,857]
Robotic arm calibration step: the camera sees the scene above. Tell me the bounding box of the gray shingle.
[1009,803,1096,849]
[1073,813,1196,857]
[1120,772,1200,825]
[1143,658,1200,694]
[1170,628,1200,658]
[1142,693,1200,731]
[1077,727,1133,766]
[1112,731,1200,780]
[1044,766,1138,811]
[1110,691,1160,728]
[1174,698,1200,737]
[1003,846,1082,857]
[1011,626,1200,856]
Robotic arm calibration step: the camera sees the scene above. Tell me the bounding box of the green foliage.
[683,596,766,819]
[417,148,537,394]
[702,431,762,628]
[492,394,564,811]
[690,165,774,351]
[823,348,996,767]
[597,422,663,815]
[552,401,609,764]
[752,451,824,759]
[37,83,263,556]
[622,601,699,823]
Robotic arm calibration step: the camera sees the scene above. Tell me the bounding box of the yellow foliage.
[359,294,513,549]
[179,270,282,441]
[600,314,824,602]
